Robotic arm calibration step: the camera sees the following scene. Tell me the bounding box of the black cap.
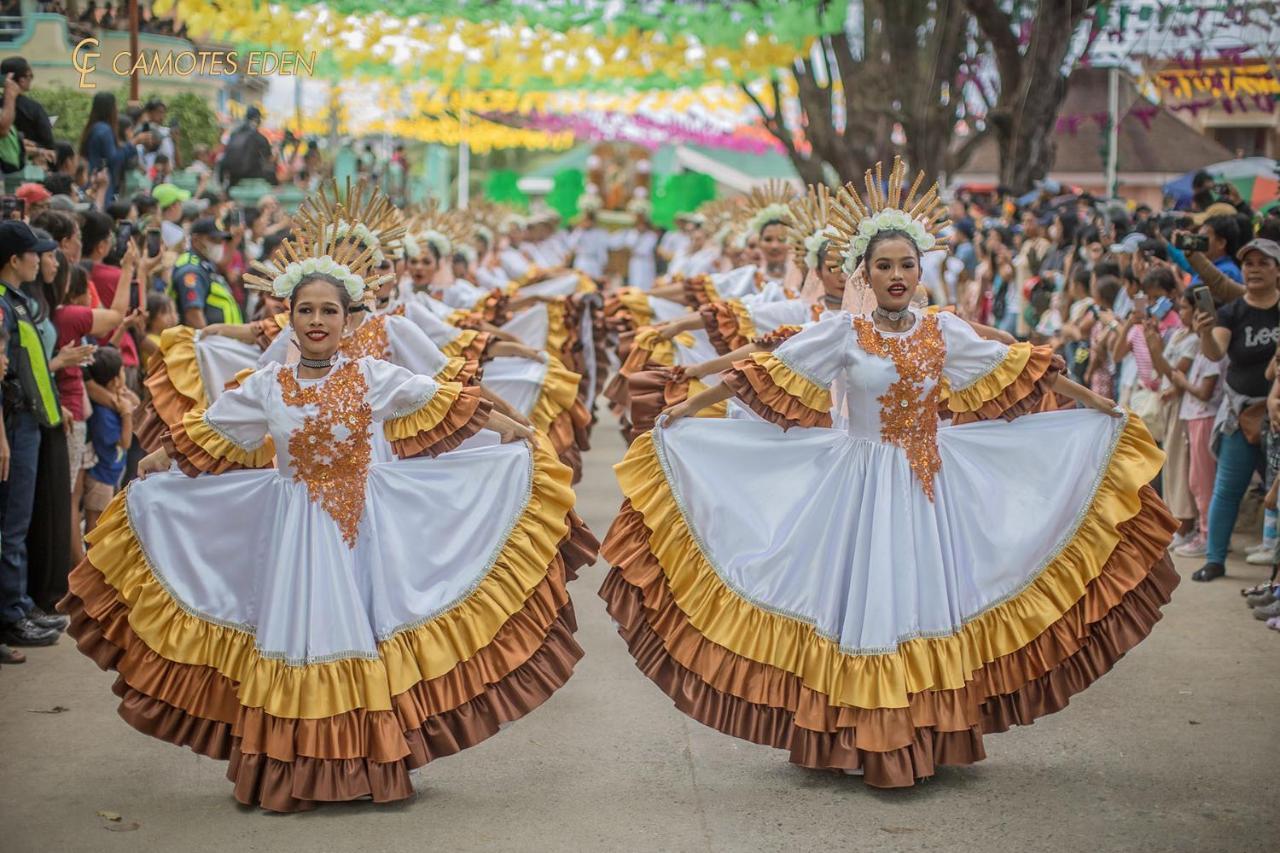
[190,218,231,241]
[0,220,41,266]
[245,106,262,122]
[28,226,58,254]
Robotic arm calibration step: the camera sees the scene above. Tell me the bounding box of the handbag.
[1129,383,1168,440]
[1238,400,1267,446]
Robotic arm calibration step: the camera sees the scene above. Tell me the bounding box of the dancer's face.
[743,235,762,268]
[759,223,788,266]
[818,263,845,299]
[408,251,437,288]
[865,237,920,313]
[290,279,347,361]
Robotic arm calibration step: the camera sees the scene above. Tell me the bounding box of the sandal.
[0,643,26,664]
[1242,582,1272,596]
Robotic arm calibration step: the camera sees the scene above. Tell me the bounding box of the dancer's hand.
[660,400,694,423]
[489,412,535,443]
[137,448,172,479]
[1083,390,1122,417]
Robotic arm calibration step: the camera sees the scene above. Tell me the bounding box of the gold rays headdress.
[827,156,949,273]
[293,177,408,267]
[244,200,395,302]
[403,199,469,261]
[743,179,799,237]
[787,183,838,271]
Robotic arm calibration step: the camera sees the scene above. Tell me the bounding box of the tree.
[964,0,1103,193]
[743,1,985,187]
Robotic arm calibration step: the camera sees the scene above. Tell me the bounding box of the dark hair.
[1138,239,1168,262]
[1093,258,1122,281]
[1141,266,1177,296]
[49,248,71,308]
[423,240,442,263]
[1192,170,1214,190]
[53,141,76,172]
[80,210,115,258]
[31,210,77,244]
[1257,219,1280,243]
[65,264,90,302]
[1052,211,1078,248]
[289,275,353,316]
[155,153,170,166]
[106,200,132,222]
[133,193,157,218]
[79,93,119,157]
[261,229,291,262]
[1078,225,1102,247]
[1070,263,1092,292]
[0,57,31,79]
[1203,214,1242,258]
[86,346,124,386]
[146,291,174,323]
[1094,275,1122,307]
[861,229,922,269]
[758,219,787,237]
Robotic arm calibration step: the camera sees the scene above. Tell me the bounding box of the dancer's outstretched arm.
[661,382,736,422]
[1049,373,1121,417]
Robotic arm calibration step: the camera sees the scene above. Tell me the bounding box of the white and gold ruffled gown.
[61,355,596,812]
[600,308,1178,786]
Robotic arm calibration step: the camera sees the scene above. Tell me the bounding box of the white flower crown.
[746,202,792,237]
[456,243,477,266]
[839,208,938,275]
[420,229,452,259]
[268,255,367,302]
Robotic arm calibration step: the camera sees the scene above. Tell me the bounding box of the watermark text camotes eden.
[72,38,315,88]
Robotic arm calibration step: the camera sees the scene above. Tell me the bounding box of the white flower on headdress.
[419,229,452,259]
[729,228,749,251]
[457,243,477,266]
[803,226,838,270]
[401,234,421,260]
[841,208,937,273]
[746,202,792,237]
[474,224,494,244]
[270,254,366,302]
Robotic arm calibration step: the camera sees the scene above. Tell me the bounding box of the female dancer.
[58,213,596,812]
[598,159,1179,786]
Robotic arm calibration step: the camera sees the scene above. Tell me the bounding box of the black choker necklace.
[874,306,912,324]
[299,356,335,369]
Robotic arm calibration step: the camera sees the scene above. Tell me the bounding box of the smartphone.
[146,228,161,257]
[0,195,25,220]
[1149,295,1173,321]
[1214,182,1231,198]
[1173,232,1209,253]
[1192,286,1215,317]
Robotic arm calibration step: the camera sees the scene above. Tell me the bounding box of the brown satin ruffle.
[137,354,197,454]
[720,361,833,430]
[390,389,492,459]
[700,302,750,355]
[598,490,1177,786]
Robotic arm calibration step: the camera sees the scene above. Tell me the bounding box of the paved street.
[1,424,1275,853]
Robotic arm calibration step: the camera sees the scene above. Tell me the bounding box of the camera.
[1173,232,1209,253]
[1214,182,1232,198]
[1,195,25,219]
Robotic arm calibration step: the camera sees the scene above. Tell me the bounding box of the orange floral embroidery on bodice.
[340,315,391,361]
[277,361,373,548]
[853,314,947,501]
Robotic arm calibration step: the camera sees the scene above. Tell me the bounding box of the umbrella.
[1164,157,1279,208]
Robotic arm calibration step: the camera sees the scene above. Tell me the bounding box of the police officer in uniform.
[171,218,242,328]
[0,222,67,651]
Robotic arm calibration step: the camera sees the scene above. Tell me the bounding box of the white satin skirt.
[650,408,1133,654]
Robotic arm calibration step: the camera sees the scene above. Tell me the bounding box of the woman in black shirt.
[1195,238,1280,581]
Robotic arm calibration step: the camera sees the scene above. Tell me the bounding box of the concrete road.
[1,424,1276,853]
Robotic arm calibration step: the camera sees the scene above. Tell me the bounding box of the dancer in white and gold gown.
[599,159,1179,787]
[59,208,596,813]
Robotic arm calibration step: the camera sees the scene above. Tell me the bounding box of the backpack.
[220,126,258,181]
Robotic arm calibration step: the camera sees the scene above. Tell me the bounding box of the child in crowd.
[1085,275,1122,400]
[1168,297,1224,558]
[1146,288,1201,548]
[139,290,177,363]
[82,347,137,535]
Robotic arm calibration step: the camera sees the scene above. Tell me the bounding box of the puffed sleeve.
[720,312,848,429]
[384,314,481,385]
[166,367,275,477]
[937,311,1063,424]
[364,358,492,459]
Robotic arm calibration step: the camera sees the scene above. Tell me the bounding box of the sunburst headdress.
[787,184,839,271]
[827,156,949,275]
[743,179,799,237]
[244,192,395,302]
[402,200,468,262]
[293,177,407,267]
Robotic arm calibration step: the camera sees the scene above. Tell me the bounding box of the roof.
[959,68,1234,177]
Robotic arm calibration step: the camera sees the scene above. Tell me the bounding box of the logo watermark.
[72,38,316,89]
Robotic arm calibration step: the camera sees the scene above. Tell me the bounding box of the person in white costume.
[59,201,596,814]
[598,158,1179,788]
